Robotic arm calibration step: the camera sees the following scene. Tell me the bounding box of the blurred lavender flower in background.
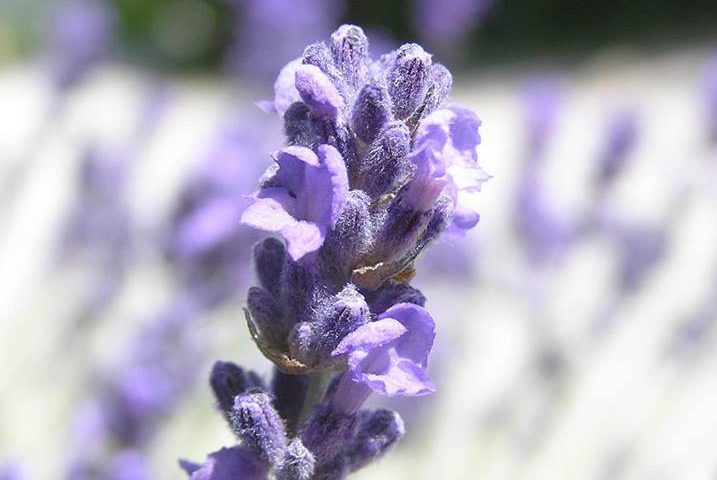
[165,116,276,309]
[223,0,345,82]
[57,85,169,323]
[0,462,23,480]
[702,55,717,145]
[184,24,487,479]
[58,142,134,320]
[609,221,669,293]
[48,0,117,93]
[595,108,640,190]
[413,0,495,53]
[514,79,574,266]
[65,298,203,480]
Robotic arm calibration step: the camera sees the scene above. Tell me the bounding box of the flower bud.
[387,44,432,119]
[351,84,391,145]
[253,237,287,297]
[363,281,426,314]
[247,287,286,348]
[359,122,411,197]
[295,64,345,120]
[347,409,405,472]
[420,63,453,118]
[231,392,287,467]
[331,24,369,88]
[301,404,357,466]
[276,438,315,480]
[322,190,373,278]
[209,361,253,414]
[289,285,370,369]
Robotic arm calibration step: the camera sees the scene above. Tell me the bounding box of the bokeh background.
[1,1,717,479]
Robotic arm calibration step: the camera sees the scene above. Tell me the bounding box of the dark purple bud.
[210,361,258,414]
[420,195,455,246]
[363,282,426,314]
[247,287,286,348]
[284,102,316,147]
[351,84,391,144]
[280,258,316,325]
[421,63,453,116]
[330,24,369,88]
[359,122,411,197]
[290,285,370,368]
[254,237,286,297]
[276,438,315,480]
[231,392,287,467]
[322,190,373,276]
[296,64,345,120]
[319,285,371,353]
[313,455,349,480]
[375,192,434,262]
[271,368,309,433]
[302,42,341,82]
[388,43,432,119]
[597,109,639,187]
[347,409,405,472]
[301,404,357,466]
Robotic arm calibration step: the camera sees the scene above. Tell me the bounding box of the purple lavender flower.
[185,25,487,480]
[521,77,565,158]
[167,117,274,307]
[702,55,717,144]
[596,108,640,188]
[0,462,23,480]
[413,0,495,51]
[66,298,202,479]
[515,78,574,265]
[608,221,669,293]
[408,106,490,231]
[48,0,117,91]
[329,303,436,413]
[241,145,349,260]
[59,143,134,319]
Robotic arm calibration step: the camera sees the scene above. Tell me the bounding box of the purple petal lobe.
[295,64,345,119]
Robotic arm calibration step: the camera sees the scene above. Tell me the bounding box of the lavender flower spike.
[185,24,487,480]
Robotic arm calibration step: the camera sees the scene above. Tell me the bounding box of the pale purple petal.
[295,64,345,119]
[378,303,436,367]
[272,59,303,115]
[362,358,435,396]
[409,106,487,230]
[307,145,349,228]
[241,193,298,233]
[332,318,407,359]
[332,304,436,399]
[242,145,348,260]
[281,221,325,261]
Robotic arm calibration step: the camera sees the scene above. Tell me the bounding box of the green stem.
[295,371,332,433]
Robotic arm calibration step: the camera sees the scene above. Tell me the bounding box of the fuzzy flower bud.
[347,409,405,472]
[387,44,432,119]
[231,392,287,467]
